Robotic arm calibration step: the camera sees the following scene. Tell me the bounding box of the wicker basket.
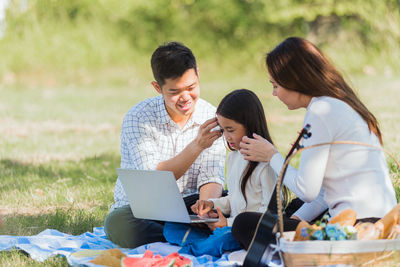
[278,231,400,266]
[275,141,400,267]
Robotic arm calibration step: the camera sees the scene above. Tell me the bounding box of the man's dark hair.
[151,41,197,87]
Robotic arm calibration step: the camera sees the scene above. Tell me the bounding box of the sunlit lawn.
[0,69,399,265]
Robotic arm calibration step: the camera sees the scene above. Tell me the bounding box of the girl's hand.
[191,200,214,217]
[239,133,278,162]
[206,208,227,231]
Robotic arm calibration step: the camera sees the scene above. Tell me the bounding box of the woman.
[232,37,397,249]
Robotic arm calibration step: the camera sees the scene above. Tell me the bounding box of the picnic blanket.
[0,227,248,266]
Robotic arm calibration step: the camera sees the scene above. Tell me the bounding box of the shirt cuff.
[227,217,234,227]
[209,198,218,207]
[209,198,228,214]
[270,153,285,174]
[293,199,328,221]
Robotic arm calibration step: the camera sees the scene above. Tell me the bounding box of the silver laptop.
[117,168,219,223]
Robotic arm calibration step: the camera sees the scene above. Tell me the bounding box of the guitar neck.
[267,124,311,213]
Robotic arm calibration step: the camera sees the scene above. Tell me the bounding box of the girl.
[233,37,397,248]
[191,89,278,230]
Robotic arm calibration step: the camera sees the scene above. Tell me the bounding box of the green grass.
[0,71,400,265]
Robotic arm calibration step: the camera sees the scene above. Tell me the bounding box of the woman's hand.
[290,215,301,221]
[206,208,227,231]
[239,133,278,162]
[191,200,214,217]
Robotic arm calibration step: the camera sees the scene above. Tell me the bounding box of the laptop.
[117,168,219,223]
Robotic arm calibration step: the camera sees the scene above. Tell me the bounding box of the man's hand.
[193,118,222,150]
[239,133,278,162]
[206,207,227,231]
[191,200,214,217]
[157,117,222,180]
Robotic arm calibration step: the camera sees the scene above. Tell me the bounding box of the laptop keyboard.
[189,214,218,223]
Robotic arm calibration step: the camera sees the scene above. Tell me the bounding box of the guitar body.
[242,212,277,267]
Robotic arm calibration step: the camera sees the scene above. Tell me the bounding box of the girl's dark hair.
[216,89,274,204]
[266,37,382,144]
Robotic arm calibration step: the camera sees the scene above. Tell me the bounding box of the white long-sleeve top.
[270,96,397,221]
[209,150,277,226]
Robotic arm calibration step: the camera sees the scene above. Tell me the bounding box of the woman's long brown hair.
[266,37,382,144]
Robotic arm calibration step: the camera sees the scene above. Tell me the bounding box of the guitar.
[242,124,312,267]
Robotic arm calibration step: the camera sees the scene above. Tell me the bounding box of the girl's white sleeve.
[226,217,235,227]
[209,195,231,216]
[269,111,332,203]
[257,165,278,213]
[209,151,233,216]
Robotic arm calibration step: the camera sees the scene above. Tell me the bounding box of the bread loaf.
[293,220,311,241]
[374,203,400,239]
[89,248,127,267]
[328,209,357,226]
[355,222,381,240]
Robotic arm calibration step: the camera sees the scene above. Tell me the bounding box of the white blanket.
[0,227,246,266]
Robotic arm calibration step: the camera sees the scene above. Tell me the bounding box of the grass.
[0,69,400,266]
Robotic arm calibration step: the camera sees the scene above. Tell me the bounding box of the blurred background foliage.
[0,0,399,84]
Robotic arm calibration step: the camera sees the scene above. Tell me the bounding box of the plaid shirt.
[111,95,226,210]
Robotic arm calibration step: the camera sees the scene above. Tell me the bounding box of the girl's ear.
[246,131,252,139]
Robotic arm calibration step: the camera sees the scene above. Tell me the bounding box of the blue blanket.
[163,222,242,257]
[0,227,244,266]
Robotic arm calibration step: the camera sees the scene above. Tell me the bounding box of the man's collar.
[156,95,170,124]
[156,96,206,126]
[190,100,207,125]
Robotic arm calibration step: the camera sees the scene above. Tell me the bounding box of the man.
[104,42,226,248]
